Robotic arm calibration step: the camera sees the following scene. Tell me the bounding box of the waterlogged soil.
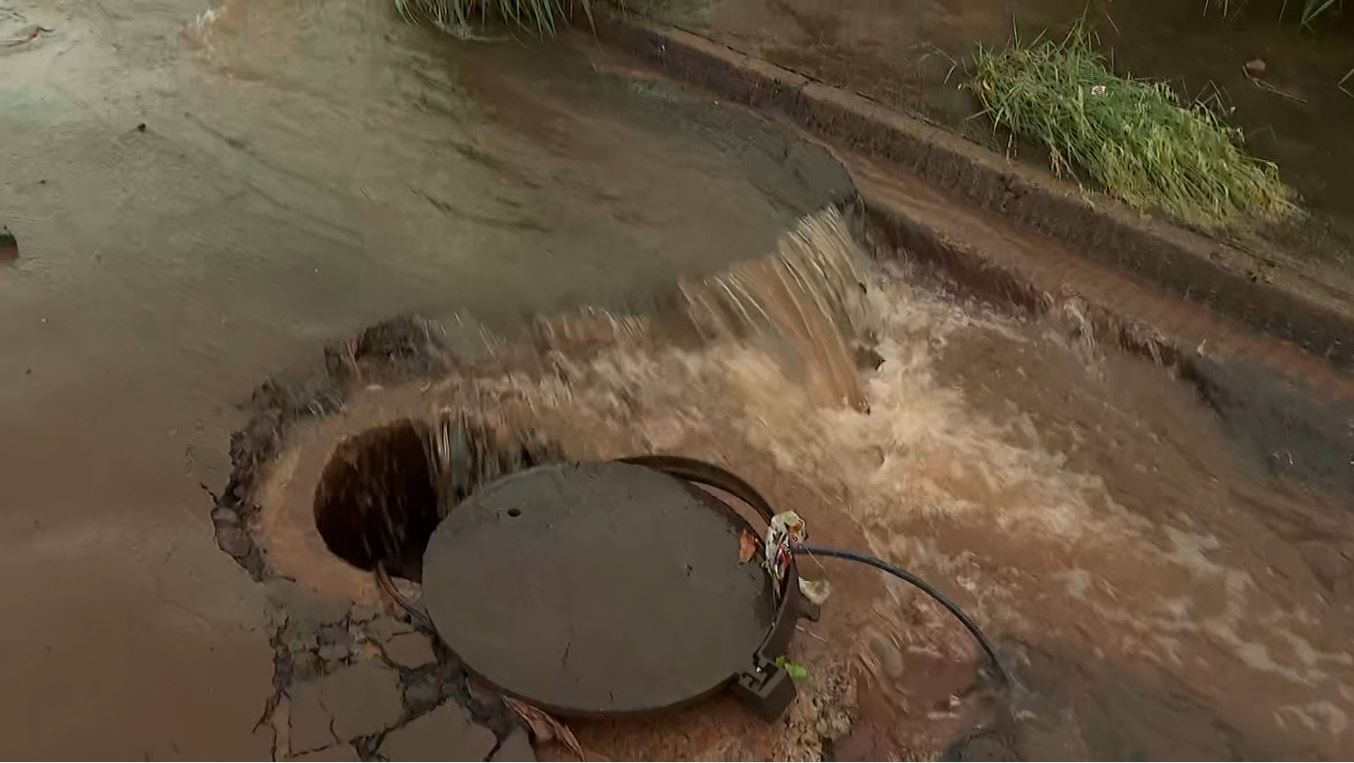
[632,0,1354,272]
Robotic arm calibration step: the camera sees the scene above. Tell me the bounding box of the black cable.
[794,543,1012,688]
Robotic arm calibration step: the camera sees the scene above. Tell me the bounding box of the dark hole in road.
[313,414,564,581]
[312,419,441,580]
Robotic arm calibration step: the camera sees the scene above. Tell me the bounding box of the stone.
[267,579,352,626]
[350,602,384,623]
[490,726,536,762]
[402,671,444,714]
[318,642,350,662]
[379,700,496,761]
[289,660,404,752]
[367,614,415,642]
[211,506,242,526]
[282,626,319,654]
[384,631,436,668]
[289,744,361,761]
[215,523,253,558]
[291,650,322,679]
[288,684,338,754]
[318,622,350,646]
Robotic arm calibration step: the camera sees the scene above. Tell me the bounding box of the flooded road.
[3,0,1352,759]
[252,210,1353,760]
[0,0,847,755]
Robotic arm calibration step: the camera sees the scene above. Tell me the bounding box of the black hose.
[794,543,1012,688]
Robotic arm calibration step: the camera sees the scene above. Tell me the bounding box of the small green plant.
[395,0,593,36]
[775,655,809,681]
[971,24,1295,229]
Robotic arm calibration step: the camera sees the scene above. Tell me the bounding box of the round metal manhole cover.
[421,461,777,716]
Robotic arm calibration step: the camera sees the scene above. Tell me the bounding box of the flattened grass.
[972,27,1295,229]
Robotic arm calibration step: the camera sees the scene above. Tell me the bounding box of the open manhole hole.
[312,416,558,581]
[313,420,805,719]
[313,419,441,580]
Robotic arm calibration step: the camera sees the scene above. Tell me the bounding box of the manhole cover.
[422,460,797,717]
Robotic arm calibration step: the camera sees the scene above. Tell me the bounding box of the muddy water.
[0,0,847,754]
[533,216,1353,760]
[634,0,1354,269]
[4,0,1350,756]
[261,210,1353,759]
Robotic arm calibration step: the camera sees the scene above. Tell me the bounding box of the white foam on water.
[419,208,1352,751]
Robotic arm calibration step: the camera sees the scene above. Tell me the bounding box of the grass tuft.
[394,0,593,37]
[971,25,1295,229]
[1206,0,1342,28]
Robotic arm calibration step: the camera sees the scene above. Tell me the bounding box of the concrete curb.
[591,11,1353,373]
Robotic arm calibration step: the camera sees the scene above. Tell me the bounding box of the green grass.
[394,0,592,36]
[1294,0,1340,27]
[971,26,1295,229]
[1208,0,1343,27]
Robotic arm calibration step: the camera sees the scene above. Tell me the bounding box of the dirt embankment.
[589,7,1354,376]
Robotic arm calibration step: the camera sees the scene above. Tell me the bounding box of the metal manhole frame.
[420,455,807,720]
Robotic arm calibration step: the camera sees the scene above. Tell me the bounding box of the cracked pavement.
[253,585,526,762]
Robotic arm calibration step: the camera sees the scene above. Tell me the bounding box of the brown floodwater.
[252,210,1353,760]
[2,0,1350,757]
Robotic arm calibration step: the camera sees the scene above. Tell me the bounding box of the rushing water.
[267,207,1354,759]
[5,0,1351,754]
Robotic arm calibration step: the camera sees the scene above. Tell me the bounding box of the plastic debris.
[764,511,806,598]
[737,528,759,564]
[799,577,832,606]
[774,656,809,681]
[1,24,54,47]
